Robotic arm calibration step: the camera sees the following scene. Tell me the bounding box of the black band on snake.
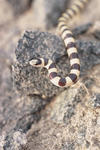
[30,0,89,87]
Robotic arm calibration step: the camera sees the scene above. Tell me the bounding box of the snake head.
[29,58,43,67]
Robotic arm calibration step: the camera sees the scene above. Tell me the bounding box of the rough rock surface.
[14,30,100,98]
[22,84,100,150]
[0,50,48,149]
[0,0,100,150]
[14,30,66,98]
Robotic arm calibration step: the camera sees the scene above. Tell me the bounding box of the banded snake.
[30,0,89,87]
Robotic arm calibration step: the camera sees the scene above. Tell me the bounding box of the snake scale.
[30,0,89,87]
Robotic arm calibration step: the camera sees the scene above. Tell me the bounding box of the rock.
[77,40,100,73]
[14,30,66,98]
[0,47,47,150]
[3,130,27,150]
[62,141,75,150]
[49,84,87,124]
[93,30,100,40]
[72,23,92,37]
[21,83,100,150]
[2,94,47,150]
[6,0,33,16]
[82,76,95,89]
[91,93,100,108]
[32,0,70,29]
[14,30,100,98]
[0,49,48,150]
[0,1,100,149]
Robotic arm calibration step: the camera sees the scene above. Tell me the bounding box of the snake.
[30,0,89,88]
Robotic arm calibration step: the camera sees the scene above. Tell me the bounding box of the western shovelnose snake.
[30,0,89,87]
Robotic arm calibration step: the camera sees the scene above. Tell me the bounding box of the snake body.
[30,0,89,87]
